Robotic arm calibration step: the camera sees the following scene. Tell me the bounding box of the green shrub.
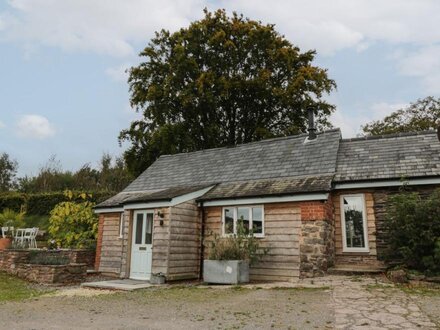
[48,191,98,249]
[0,191,114,216]
[385,188,440,275]
[208,223,267,265]
[0,192,25,213]
[0,208,26,228]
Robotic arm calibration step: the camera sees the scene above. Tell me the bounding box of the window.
[119,213,124,239]
[222,206,264,237]
[340,194,369,252]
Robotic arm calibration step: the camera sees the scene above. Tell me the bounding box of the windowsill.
[222,234,265,239]
[342,248,370,253]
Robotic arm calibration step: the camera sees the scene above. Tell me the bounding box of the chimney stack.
[308,107,317,140]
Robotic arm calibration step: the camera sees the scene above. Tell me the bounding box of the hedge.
[0,191,115,216]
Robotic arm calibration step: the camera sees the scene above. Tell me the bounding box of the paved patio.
[81,278,155,291]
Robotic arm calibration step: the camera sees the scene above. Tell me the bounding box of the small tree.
[48,191,98,249]
[0,152,18,192]
[385,188,440,274]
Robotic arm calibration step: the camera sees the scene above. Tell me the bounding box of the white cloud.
[0,120,5,129]
[216,0,440,55]
[16,114,56,139]
[331,101,407,137]
[397,45,440,93]
[1,0,439,57]
[0,0,205,57]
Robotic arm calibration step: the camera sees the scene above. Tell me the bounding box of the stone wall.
[0,249,89,284]
[299,199,335,278]
[300,220,334,277]
[13,263,87,284]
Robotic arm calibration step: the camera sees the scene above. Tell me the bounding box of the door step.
[327,264,386,275]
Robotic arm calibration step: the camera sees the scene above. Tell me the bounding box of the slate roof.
[95,185,212,208]
[95,128,440,209]
[123,129,341,192]
[335,130,440,182]
[198,175,333,201]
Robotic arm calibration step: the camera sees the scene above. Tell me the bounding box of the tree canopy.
[0,153,18,192]
[120,9,336,176]
[362,96,440,136]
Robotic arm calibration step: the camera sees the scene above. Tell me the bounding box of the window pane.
[252,207,263,234]
[224,208,234,234]
[145,213,153,245]
[237,207,250,234]
[135,214,143,244]
[343,197,365,248]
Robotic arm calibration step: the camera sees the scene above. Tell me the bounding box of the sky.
[0,0,439,176]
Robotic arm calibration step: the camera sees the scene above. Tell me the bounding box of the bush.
[0,208,26,228]
[385,188,440,275]
[0,192,25,213]
[0,191,114,216]
[48,191,98,249]
[208,223,267,265]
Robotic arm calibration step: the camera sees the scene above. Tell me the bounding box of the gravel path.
[0,275,438,330]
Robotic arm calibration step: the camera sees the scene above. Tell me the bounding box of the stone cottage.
[94,126,440,281]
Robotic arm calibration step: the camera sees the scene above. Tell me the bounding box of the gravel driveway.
[0,275,438,330]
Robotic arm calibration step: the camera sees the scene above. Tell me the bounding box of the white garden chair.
[26,228,39,249]
[14,228,25,248]
[1,227,8,238]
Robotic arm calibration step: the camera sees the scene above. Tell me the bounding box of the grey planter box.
[203,260,249,284]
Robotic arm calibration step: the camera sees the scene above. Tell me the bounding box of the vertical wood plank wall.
[151,207,171,276]
[167,200,201,280]
[204,202,301,282]
[98,212,124,274]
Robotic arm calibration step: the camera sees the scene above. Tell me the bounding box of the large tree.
[362,96,440,136]
[120,9,336,176]
[0,152,18,191]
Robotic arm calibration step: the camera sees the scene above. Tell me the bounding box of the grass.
[0,272,50,302]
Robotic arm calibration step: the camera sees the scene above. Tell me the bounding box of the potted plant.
[203,223,267,284]
[0,209,25,250]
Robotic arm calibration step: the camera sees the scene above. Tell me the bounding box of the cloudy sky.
[0,0,439,176]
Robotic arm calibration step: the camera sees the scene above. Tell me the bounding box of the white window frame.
[340,194,369,253]
[118,213,124,239]
[222,205,265,238]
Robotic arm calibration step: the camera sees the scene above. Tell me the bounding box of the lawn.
[0,272,49,302]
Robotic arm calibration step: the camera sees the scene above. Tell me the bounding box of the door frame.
[129,209,154,280]
[340,194,370,253]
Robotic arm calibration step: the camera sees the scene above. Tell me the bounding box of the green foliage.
[385,188,440,274]
[120,9,336,176]
[362,96,440,135]
[0,152,18,192]
[18,153,133,193]
[0,208,26,229]
[48,191,98,249]
[208,222,267,265]
[0,192,26,212]
[0,191,114,216]
[23,215,50,230]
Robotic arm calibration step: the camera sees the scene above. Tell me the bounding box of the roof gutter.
[334,176,440,190]
[200,192,329,207]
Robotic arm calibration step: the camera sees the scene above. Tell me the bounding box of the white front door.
[130,210,153,280]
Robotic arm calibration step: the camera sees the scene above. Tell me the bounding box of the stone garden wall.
[0,249,90,284]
